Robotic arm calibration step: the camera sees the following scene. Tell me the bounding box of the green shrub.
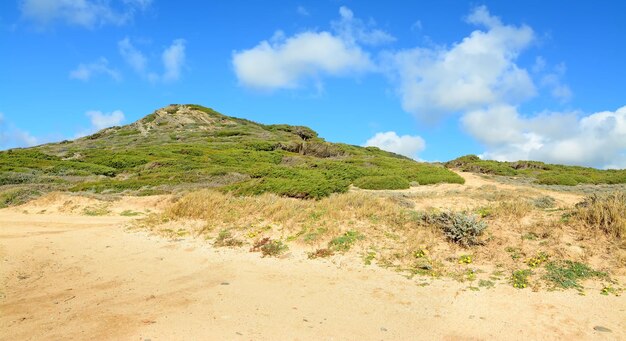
[0,187,41,208]
[423,212,487,247]
[354,176,410,190]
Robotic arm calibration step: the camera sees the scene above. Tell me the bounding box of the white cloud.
[117,37,186,82]
[118,37,147,73]
[0,112,39,149]
[539,62,573,103]
[332,6,396,46]
[296,5,309,16]
[19,0,152,29]
[69,57,120,81]
[162,39,186,82]
[364,131,426,159]
[233,31,371,90]
[461,104,626,168]
[383,5,535,119]
[74,109,125,138]
[232,6,385,90]
[86,110,125,130]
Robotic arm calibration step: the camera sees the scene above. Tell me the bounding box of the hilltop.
[0,104,463,205]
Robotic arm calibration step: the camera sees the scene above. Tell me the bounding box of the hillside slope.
[446,155,626,186]
[0,104,463,203]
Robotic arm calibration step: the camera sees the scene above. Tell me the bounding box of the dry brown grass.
[135,187,626,282]
[574,192,626,243]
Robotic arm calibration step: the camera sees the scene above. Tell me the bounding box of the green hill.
[0,104,463,204]
[446,155,626,185]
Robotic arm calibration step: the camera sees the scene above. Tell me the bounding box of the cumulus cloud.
[162,39,186,82]
[383,5,535,118]
[118,37,186,82]
[232,6,389,90]
[118,37,147,73]
[0,112,39,149]
[86,110,125,130]
[332,6,396,46]
[74,110,125,138]
[461,105,626,169]
[19,0,152,29]
[364,131,426,159]
[69,57,120,81]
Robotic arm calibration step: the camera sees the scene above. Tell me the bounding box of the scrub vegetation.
[0,104,463,202]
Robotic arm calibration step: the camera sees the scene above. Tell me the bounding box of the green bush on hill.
[446,155,626,186]
[353,176,410,190]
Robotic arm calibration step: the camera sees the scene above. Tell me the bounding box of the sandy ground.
[1,209,624,340]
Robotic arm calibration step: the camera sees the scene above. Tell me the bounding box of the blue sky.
[1,1,625,168]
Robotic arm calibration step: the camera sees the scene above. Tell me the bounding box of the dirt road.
[1,211,624,340]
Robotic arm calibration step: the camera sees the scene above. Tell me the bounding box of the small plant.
[363,251,376,265]
[308,248,334,259]
[478,279,495,289]
[259,239,289,257]
[512,269,532,289]
[413,248,428,258]
[526,252,549,268]
[214,229,244,247]
[475,206,492,218]
[532,196,556,209]
[458,254,473,264]
[120,210,141,217]
[521,232,538,240]
[423,212,487,247]
[600,285,619,296]
[328,230,365,252]
[543,260,607,289]
[505,246,523,260]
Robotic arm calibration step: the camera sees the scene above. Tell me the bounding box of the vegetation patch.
[250,238,288,257]
[446,154,626,186]
[214,229,244,247]
[353,176,410,190]
[543,260,607,290]
[328,230,365,252]
[574,192,626,241]
[423,212,487,247]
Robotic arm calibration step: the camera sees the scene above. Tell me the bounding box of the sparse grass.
[83,205,110,216]
[214,229,244,247]
[532,196,556,209]
[250,238,288,257]
[328,230,365,252]
[120,210,142,217]
[543,260,607,290]
[308,248,334,259]
[0,187,42,208]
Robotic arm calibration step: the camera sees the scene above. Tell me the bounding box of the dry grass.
[135,186,625,284]
[574,192,626,243]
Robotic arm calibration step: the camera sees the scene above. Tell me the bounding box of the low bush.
[353,176,410,190]
[423,212,487,247]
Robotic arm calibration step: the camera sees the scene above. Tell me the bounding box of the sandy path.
[1,212,624,341]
